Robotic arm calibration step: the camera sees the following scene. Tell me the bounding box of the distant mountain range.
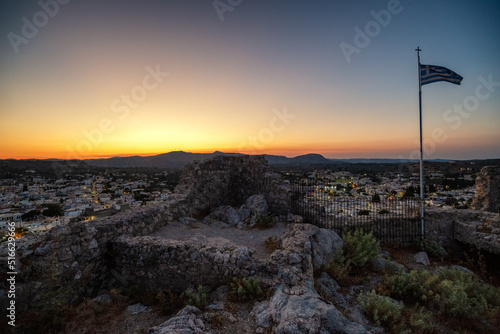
[83,151,422,168]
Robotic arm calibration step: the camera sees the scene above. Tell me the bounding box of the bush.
[255,213,276,229]
[323,249,352,283]
[228,276,263,302]
[324,229,380,284]
[342,228,380,267]
[359,290,405,332]
[384,268,500,321]
[186,285,208,310]
[378,209,390,215]
[416,238,442,258]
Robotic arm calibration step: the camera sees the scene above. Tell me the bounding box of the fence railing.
[290,179,422,243]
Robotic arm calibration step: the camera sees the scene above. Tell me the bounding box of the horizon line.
[1,150,499,162]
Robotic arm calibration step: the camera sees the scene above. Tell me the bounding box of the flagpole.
[416,46,425,240]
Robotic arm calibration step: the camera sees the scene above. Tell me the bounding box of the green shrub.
[255,212,276,229]
[324,229,380,284]
[384,268,500,321]
[416,239,442,258]
[359,290,405,332]
[228,276,263,302]
[378,209,390,214]
[342,228,380,267]
[186,285,208,310]
[323,249,352,283]
[358,209,370,216]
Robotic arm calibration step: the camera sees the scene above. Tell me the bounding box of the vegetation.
[324,228,380,283]
[378,209,390,214]
[358,209,370,216]
[22,209,41,220]
[42,203,64,217]
[359,290,404,331]
[263,235,280,253]
[228,276,264,302]
[255,212,276,229]
[378,268,500,332]
[342,228,380,267]
[186,285,208,310]
[416,238,442,258]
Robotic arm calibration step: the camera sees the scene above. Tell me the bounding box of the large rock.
[472,166,500,213]
[203,205,241,227]
[252,283,368,334]
[245,194,268,216]
[306,225,344,270]
[149,306,210,334]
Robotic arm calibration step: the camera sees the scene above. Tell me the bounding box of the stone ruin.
[471,165,500,213]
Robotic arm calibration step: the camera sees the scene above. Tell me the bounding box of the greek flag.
[420,64,463,86]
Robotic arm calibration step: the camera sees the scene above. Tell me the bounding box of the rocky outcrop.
[471,166,500,213]
[149,306,208,334]
[252,283,368,334]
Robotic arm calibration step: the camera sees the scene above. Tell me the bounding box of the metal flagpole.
[416,46,425,239]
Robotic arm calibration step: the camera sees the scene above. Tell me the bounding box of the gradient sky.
[1,0,499,160]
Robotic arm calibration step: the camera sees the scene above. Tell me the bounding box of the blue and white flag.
[420,64,463,86]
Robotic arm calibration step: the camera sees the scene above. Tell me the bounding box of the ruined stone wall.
[0,196,188,312]
[108,236,266,293]
[471,166,500,213]
[175,155,290,216]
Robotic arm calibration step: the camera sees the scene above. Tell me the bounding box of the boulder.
[307,225,344,270]
[246,194,268,216]
[149,305,209,334]
[203,205,240,228]
[252,283,368,334]
[414,252,430,266]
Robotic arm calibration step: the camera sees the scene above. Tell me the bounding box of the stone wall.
[175,155,290,216]
[471,166,500,213]
[0,196,187,313]
[108,235,266,294]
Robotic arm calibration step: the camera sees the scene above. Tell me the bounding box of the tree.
[21,210,41,221]
[42,203,63,217]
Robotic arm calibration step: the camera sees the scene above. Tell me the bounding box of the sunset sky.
[1,0,499,160]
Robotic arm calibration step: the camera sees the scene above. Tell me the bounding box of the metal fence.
[290,179,422,243]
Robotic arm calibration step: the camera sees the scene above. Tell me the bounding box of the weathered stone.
[246,194,268,216]
[203,205,240,227]
[307,225,344,271]
[252,283,368,334]
[149,306,209,334]
[471,166,500,213]
[414,252,430,266]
